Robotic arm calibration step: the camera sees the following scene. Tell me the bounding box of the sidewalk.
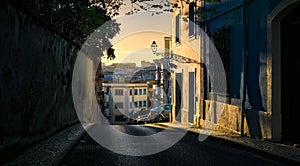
[3,123,94,166]
[151,122,300,165]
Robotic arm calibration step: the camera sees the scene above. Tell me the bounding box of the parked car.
[135,113,151,124]
[134,104,172,124]
[148,104,172,123]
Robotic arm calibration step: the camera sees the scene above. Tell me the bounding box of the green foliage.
[127,0,172,15]
[21,0,120,45]
[128,0,222,20]
[20,0,123,60]
[106,46,116,60]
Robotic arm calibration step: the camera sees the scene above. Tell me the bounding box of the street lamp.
[151,40,160,108]
[151,41,157,55]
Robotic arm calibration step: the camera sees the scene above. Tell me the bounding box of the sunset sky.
[103,0,172,66]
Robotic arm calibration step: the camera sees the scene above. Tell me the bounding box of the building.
[111,62,136,68]
[172,0,300,143]
[171,0,203,126]
[102,83,149,124]
[101,63,138,83]
[141,60,155,67]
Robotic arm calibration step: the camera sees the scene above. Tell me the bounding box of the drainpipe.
[241,0,248,137]
[202,0,207,119]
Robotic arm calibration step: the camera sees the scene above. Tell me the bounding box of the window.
[134,102,138,107]
[134,89,138,95]
[189,2,195,36]
[164,37,171,52]
[208,26,231,97]
[115,89,123,95]
[115,102,123,109]
[143,89,147,94]
[139,89,143,95]
[130,89,132,95]
[175,14,181,43]
[139,101,143,107]
[143,101,147,107]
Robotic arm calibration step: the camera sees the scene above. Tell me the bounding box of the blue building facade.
[201,0,300,143]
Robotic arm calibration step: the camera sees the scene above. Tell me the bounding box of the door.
[175,73,182,122]
[281,5,300,143]
[188,72,195,123]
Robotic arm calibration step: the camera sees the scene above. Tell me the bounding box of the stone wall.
[202,100,244,134]
[0,1,79,160]
[202,100,272,139]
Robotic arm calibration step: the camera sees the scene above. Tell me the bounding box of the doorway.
[188,72,195,123]
[281,4,300,143]
[175,73,182,122]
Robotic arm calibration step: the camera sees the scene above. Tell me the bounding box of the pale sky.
[103,0,172,66]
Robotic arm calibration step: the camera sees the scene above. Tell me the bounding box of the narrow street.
[60,125,284,166]
[2,1,300,165]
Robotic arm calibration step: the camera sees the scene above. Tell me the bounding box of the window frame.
[175,13,181,43]
[115,89,123,96]
[189,1,195,37]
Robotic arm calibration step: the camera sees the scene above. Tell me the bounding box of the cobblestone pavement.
[3,123,93,166]
[150,122,300,165]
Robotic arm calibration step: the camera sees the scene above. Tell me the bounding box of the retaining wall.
[0,1,80,161]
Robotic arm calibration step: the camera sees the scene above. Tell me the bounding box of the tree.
[20,0,220,59]
[126,0,172,15]
[90,0,124,17]
[127,0,221,19]
[20,0,123,60]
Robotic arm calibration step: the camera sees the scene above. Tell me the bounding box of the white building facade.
[102,83,149,124]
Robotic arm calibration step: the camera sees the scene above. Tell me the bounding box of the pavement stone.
[3,123,94,166]
[151,122,300,165]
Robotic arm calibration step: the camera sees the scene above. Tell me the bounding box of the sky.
[102,0,173,67]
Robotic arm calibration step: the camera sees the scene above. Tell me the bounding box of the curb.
[48,123,95,166]
[151,123,300,166]
[207,136,300,166]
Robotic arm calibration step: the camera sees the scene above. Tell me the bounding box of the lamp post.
[151,40,173,123]
[151,41,158,55]
[150,41,172,105]
[151,41,160,107]
[151,40,160,85]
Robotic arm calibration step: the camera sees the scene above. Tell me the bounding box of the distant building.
[101,63,135,83]
[141,60,152,67]
[111,62,136,68]
[102,83,149,124]
[99,61,166,124]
